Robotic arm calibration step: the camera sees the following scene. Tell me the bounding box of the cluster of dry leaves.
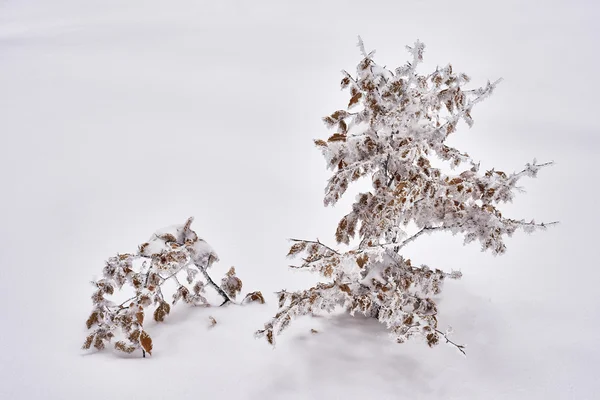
[257,39,553,352]
[83,217,263,357]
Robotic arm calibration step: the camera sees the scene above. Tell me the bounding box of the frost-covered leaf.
[153,301,171,322]
[221,267,243,299]
[115,341,136,354]
[243,291,265,305]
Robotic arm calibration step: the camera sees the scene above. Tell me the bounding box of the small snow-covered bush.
[83,217,263,357]
[257,39,555,353]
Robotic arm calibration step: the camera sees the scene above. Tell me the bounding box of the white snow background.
[1,0,598,399]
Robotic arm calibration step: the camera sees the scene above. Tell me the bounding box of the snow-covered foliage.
[258,39,555,352]
[83,217,263,357]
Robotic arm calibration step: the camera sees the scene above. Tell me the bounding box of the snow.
[1,0,599,399]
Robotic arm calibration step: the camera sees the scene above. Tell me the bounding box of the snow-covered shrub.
[257,39,555,353]
[83,217,263,357]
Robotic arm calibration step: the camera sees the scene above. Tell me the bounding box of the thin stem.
[384,153,395,187]
[513,220,559,228]
[114,263,186,310]
[116,295,139,309]
[392,226,441,253]
[435,329,466,356]
[160,266,187,283]
[288,238,340,255]
[195,255,232,306]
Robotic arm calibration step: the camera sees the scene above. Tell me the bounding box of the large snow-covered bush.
[257,39,555,353]
[83,217,263,357]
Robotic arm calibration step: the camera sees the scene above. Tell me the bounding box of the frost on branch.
[258,39,555,353]
[82,217,262,357]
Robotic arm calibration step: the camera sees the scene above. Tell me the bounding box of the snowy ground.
[1,0,599,399]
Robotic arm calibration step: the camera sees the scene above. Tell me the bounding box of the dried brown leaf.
[327,133,347,142]
[243,291,265,304]
[193,281,205,295]
[140,331,152,355]
[93,336,105,351]
[153,301,171,322]
[135,311,144,325]
[348,92,362,108]
[341,76,351,88]
[209,316,217,327]
[287,242,306,257]
[339,284,352,294]
[356,254,369,268]
[82,334,94,350]
[129,330,141,342]
[115,341,136,354]
[86,312,99,329]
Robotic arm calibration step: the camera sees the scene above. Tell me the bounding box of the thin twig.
[435,329,466,356]
[195,255,232,306]
[392,226,441,253]
[384,153,395,187]
[288,238,340,255]
[512,220,559,229]
[114,263,186,310]
[289,264,313,269]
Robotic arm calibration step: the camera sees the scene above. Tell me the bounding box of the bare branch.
[435,329,466,356]
[393,226,440,252]
[195,255,233,306]
[288,238,340,255]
